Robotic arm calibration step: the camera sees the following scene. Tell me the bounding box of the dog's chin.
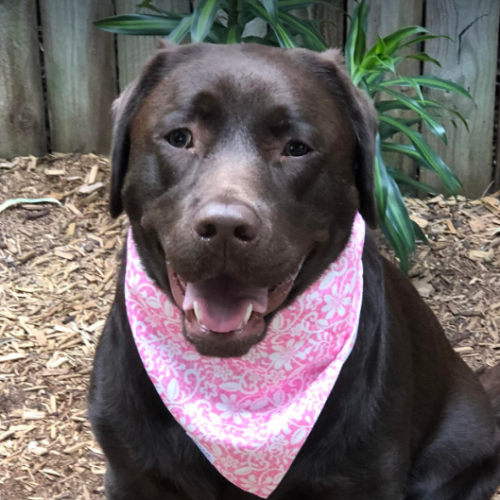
[183,315,267,358]
[166,264,298,358]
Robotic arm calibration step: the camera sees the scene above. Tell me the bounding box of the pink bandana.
[125,213,365,498]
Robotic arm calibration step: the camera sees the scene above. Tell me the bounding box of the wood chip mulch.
[0,154,500,499]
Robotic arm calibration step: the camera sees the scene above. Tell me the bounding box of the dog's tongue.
[182,276,268,333]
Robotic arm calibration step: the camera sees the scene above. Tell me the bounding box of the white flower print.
[246,371,261,385]
[200,381,218,399]
[215,394,251,425]
[305,289,321,309]
[242,346,264,364]
[238,473,278,497]
[321,284,351,318]
[158,339,183,360]
[263,369,283,388]
[212,364,233,382]
[268,434,288,454]
[269,339,306,371]
[267,411,292,436]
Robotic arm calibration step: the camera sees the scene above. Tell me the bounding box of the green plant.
[95,0,471,272]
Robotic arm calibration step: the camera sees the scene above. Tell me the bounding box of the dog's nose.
[193,201,260,243]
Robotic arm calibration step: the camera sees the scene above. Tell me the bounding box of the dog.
[89,43,500,500]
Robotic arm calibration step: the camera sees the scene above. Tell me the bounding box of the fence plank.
[312,0,345,49]
[348,0,424,178]
[40,0,116,154]
[115,0,191,90]
[0,0,46,159]
[420,0,500,198]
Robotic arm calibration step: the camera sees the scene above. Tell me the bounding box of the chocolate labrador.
[89,43,500,500]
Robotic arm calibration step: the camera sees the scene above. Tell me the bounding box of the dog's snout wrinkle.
[193,200,261,245]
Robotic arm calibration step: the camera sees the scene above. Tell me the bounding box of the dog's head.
[111,43,377,357]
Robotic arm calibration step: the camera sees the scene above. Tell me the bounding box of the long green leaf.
[375,143,415,271]
[365,26,429,60]
[380,218,409,272]
[376,99,441,113]
[261,0,279,23]
[274,23,299,47]
[377,99,469,132]
[377,54,397,73]
[381,75,473,100]
[382,142,426,162]
[373,84,447,143]
[136,3,164,14]
[405,52,442,67]
[136,0,167,14]
[399,34,452,49]
[380,26,429,55]
[379,117,421,140]
[388,167,438,195]
[246,0,275,25]
[246,0,298,47]
[379,115,462,195]
[167,14,193,43]
[94,14,181,36]
[277,0,345,11]
[412,220,429,245]
[384,173,415,255]
[345,0,369,76]
[374,135,389,219]
[449,109,469,132]
[225,23,242,43]
[279,12,327,51]
[191,0,222,43]
[278,0,317,9]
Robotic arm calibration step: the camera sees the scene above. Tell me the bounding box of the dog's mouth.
[166,265,298,356]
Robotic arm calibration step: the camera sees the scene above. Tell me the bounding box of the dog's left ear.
[294,48,378,228]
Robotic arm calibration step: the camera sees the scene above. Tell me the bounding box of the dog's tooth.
[193,301,202,323]
[243,304,253,325]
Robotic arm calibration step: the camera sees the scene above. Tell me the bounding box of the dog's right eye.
[166,129,192,148]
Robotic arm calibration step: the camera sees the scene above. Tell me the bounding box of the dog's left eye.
[283,140,311,157]
[166,129,192,148]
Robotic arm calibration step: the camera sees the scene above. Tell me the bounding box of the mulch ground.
[1,153,500,500]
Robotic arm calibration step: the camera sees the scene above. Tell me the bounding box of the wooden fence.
[0,0,499,197]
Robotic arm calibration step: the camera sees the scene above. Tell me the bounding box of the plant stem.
[229,0,239,27]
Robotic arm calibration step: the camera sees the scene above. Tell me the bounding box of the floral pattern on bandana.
[125,213,365,498]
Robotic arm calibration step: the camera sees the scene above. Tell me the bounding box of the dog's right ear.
[109,46,177,218]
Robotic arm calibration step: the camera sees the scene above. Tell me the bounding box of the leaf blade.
[191,0,222,43]
[278,12,327,51]
[94,14,182,36]
[261,0,279,23]
[379,115,462,195]
[381,75,473,100]
[373,84,448,144]
[167,14,193,43]
[388,167,438,195]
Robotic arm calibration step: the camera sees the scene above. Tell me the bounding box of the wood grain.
[115,0,191,90]
[0,0,46,158]
[312,0,345,49]
[39,0,117,153]
[420,0,500,198]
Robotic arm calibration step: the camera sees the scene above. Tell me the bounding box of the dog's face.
[111,43,377,357]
